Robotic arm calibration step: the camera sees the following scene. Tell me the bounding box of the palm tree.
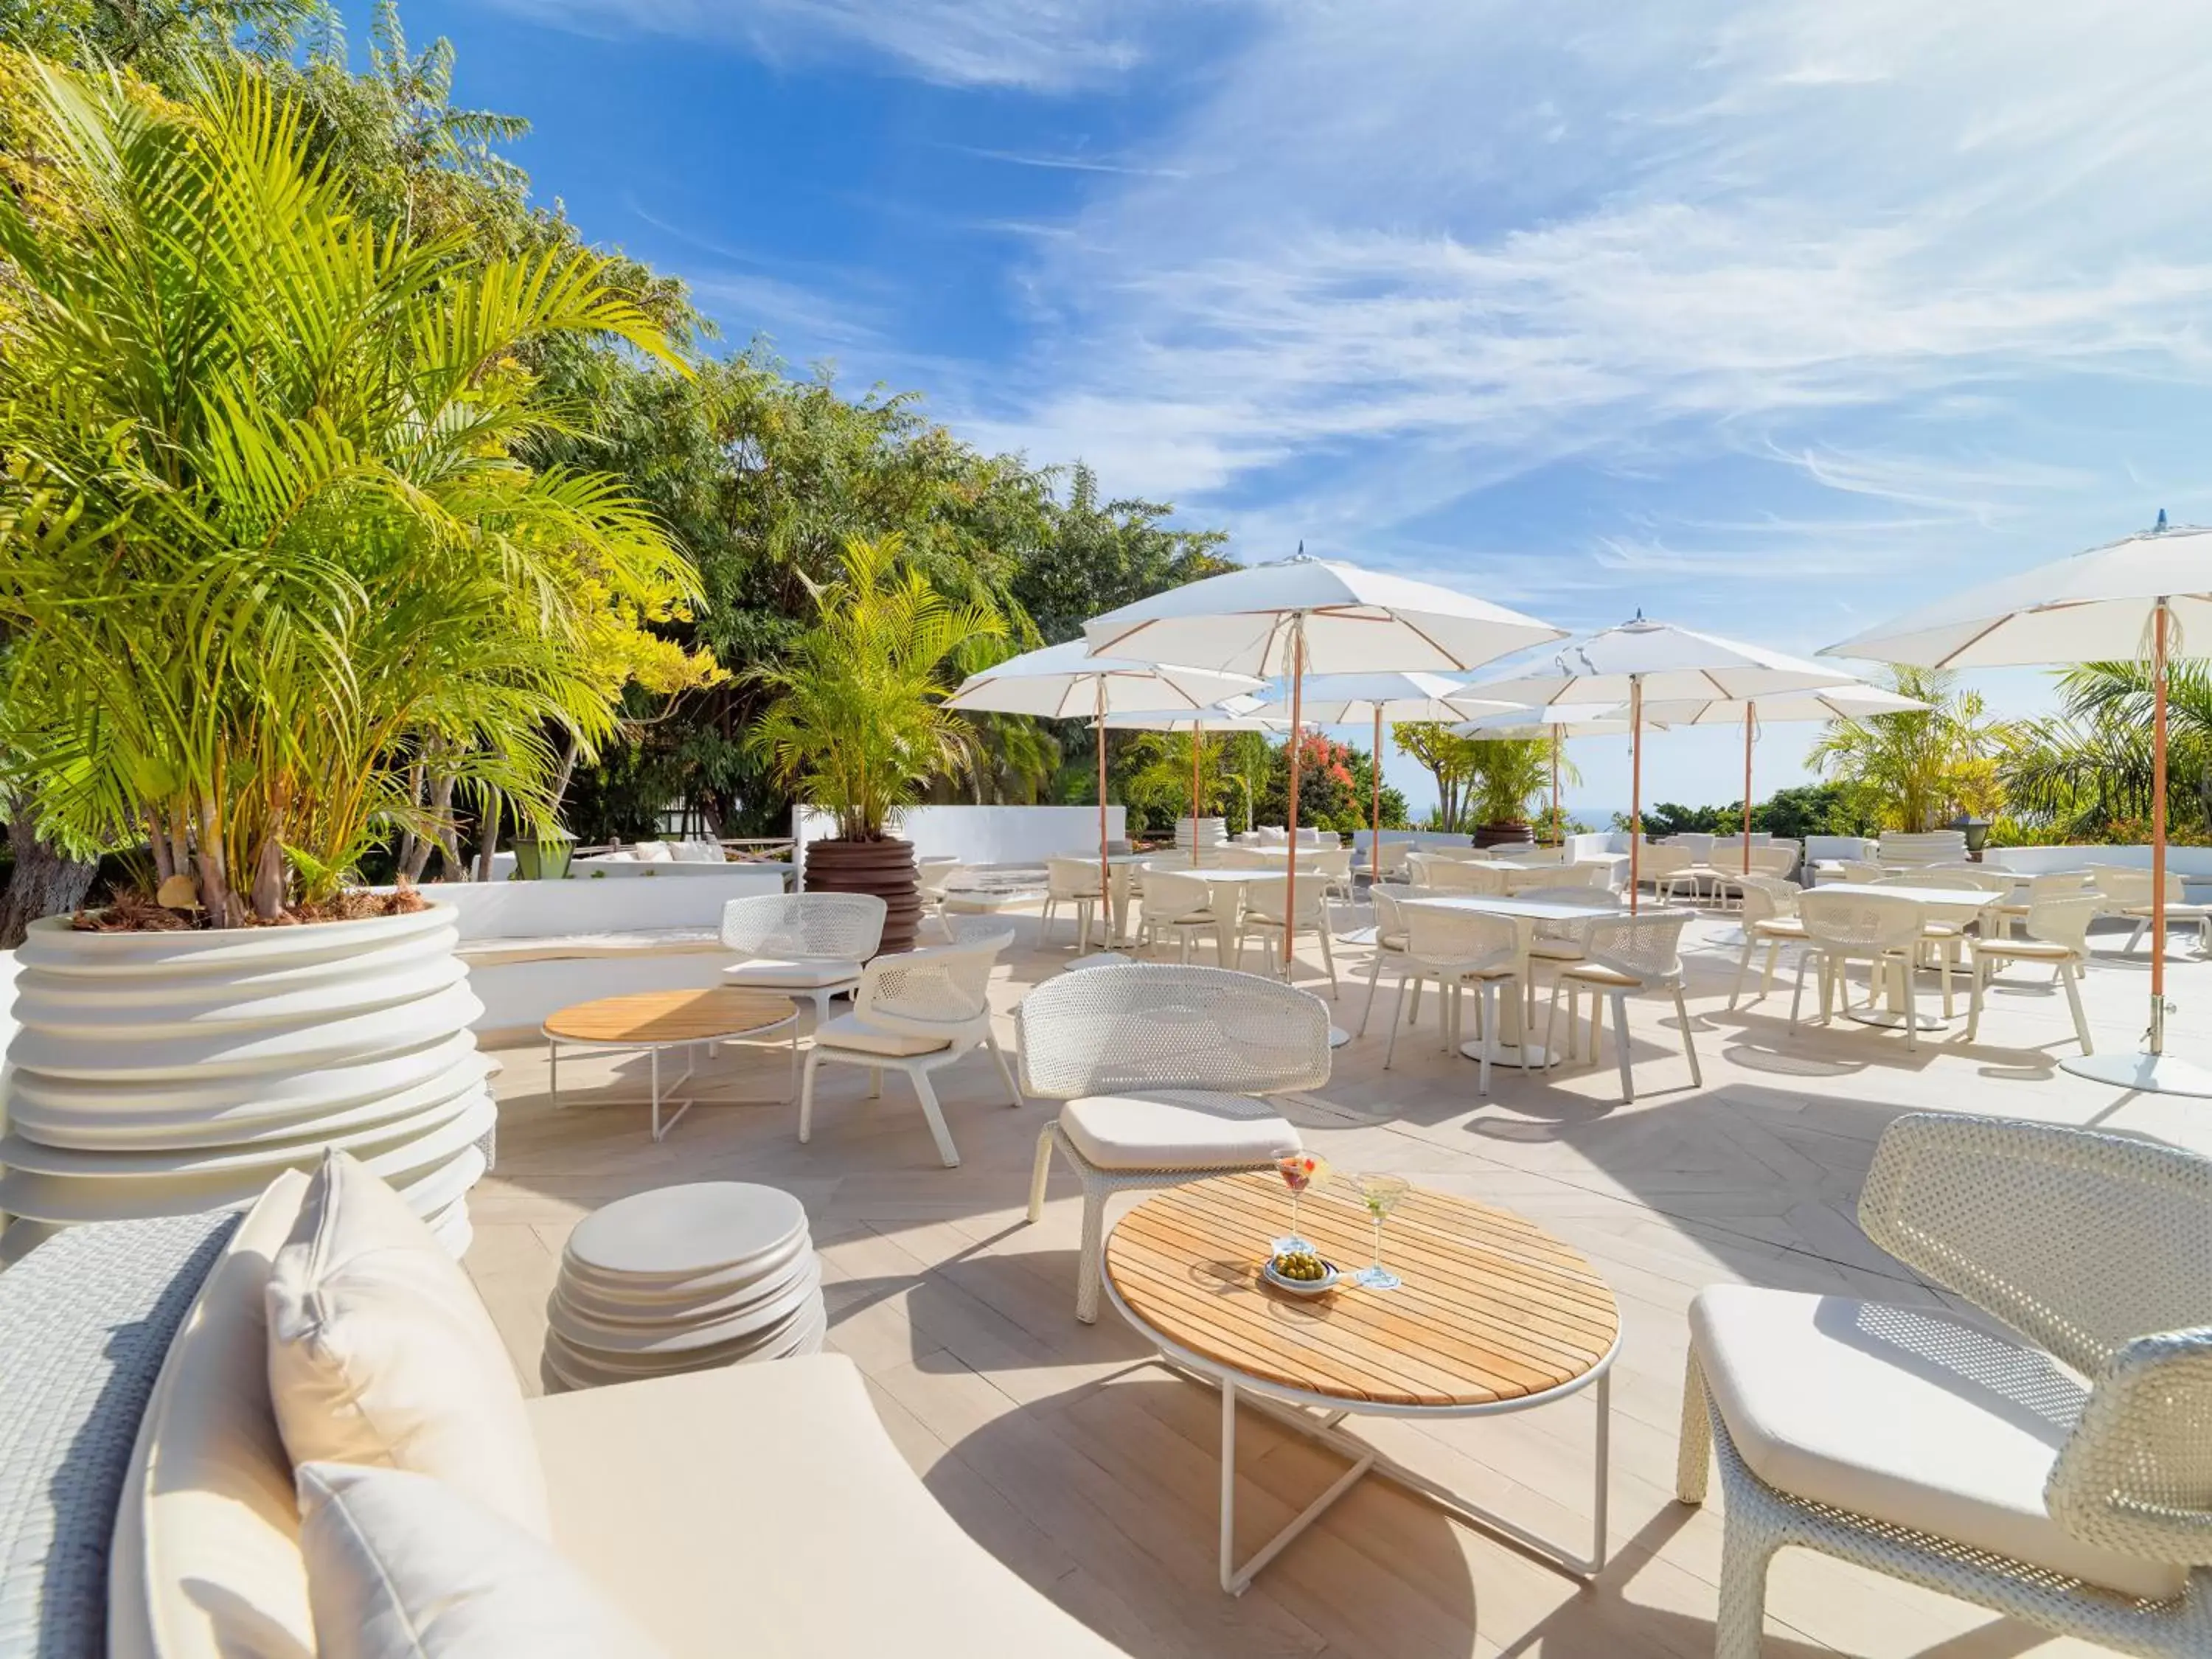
[744,532,1002,841]
[2000,661,2212,838]
[1806,667,2007,833]
[1470,739,1551,830]
[0,56,699,925]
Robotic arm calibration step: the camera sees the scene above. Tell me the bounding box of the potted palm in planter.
[0,61,703,1248]
[1470,740,1548,849]
[747,532,1001,953]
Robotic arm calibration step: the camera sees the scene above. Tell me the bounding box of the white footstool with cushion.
[1017,964,1332,1321]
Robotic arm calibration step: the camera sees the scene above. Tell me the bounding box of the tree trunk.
[473,794,501,883]
[0,795,100,948]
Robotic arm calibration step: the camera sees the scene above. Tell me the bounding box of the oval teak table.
[1103,1171,1619,1594]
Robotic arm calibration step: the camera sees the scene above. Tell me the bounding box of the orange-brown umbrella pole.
[1742,703,1755,876]
[1371,706,1383,884]
[2152,600,2170,1054]
[1284,622,1306,967]
[1551,728,1560,845]
[1628,679,1644,915]
[1191,728,1203,868]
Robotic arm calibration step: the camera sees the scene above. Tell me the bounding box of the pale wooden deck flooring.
[467,898,2212,1659]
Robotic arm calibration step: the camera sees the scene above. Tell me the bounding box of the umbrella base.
[1460,1040,1559,1069]
[1329,1026,1350,1050]
[2061,1049,2212,1099]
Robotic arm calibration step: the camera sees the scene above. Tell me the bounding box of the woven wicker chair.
[1041,857,1105,950]
[1135,866,1231,966]
[799,933,1020,1168]
[1354,885,1420,1038]
[1422,858,1510,896]
[1543,913,1700,1102]
[722,892,888,1040]
[1679,1112,2212,1657]
[1792,888,1927,1049]
[1727,874,1808,1010]
[1966,894,2101,1052]
[1994,869,2096,939]
[1387,905,1520,1093]
[1635,843,1695,902]
[1233,874,1339,995]
[2093,868,2212,955]
[1018,964,1332,1320]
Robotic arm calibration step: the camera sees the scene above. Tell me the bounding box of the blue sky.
[406,0,2212,819]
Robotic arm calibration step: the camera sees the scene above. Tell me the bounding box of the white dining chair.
[1792,889,1927,1051]
[1041,855,1105,950]
[1543,912,1700,1102]
[1965,894,2101,1053]
[1387,904,1521,1094]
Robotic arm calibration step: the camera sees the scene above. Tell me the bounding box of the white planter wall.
[791,805,1127,883]
[0,901,492,1255]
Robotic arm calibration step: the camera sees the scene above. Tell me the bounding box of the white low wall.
[1986,843,2212,899]
[408,871,785,939]
[791,805,1127,883]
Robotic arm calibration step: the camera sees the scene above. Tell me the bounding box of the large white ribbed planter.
[0,900,493,1255]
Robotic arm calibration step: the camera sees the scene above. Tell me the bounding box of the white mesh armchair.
[1542,913,1700,1102]
[1017,964,1332,1321]
[1678,1111,2212,1657]
[1966,894,2101,1053]
[799,932,1021,1169]
[1233,874,1340,995]
[1727,874,1808,1011]
[1792,888,1927,1050]
[1387,905,1522,1093]
[722,894,888,1077]
[1134,866,1230,965]
[1042,856,1106,950]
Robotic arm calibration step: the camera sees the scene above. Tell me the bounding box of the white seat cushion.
[1690,1286,2185,1601]
[296,1464,667,1658]
[812,1012,952,1057]
[724,957,863,990]
[1058,1091,1298,1172]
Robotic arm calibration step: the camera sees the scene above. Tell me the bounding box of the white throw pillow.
[296,1463,668,1659]
[630,841,674,863]
[266,1152,549,1535]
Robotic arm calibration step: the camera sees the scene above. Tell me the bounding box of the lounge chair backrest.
[1579,914,1688,984]
[722,892,887,961]
[1401,905,1517,975]
[1798,888,1921,953]
[1046,856,1105,900]
[1014,964,1332,1099]
[855,937,1009,1038]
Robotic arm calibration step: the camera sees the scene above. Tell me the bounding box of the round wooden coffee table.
[1103,1171,1619,1594]
[543,988,800,1141]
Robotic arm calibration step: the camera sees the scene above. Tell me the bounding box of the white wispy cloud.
[481,0,1177,89]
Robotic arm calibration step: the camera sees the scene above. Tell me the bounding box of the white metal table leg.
[1217,1378,1374,1596]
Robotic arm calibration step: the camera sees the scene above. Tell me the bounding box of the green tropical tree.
[1806,667,2008,833]
[0,54,700,925]
[1470,738,1551,827]
[744,533,1003,841]
[1999,661,2212,838]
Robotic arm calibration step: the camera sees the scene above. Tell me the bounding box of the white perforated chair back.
[722,892,887,961]
[1141,869,1214,923]
[1401,904,1517,975]
[1580,913,1689,984]
[1047,856,1105,900]
[2020,894,2101,957]
[1798,888,1923,953]
[1015,963,1332,1099]
[1734,873,1800,923]
[854,938,1009,1041]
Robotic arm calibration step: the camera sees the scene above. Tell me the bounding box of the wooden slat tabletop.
[543,987,799,1045]
[1105,1172,1618,1409]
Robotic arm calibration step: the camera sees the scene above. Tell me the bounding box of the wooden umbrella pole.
[1628,679,1644,916]
[1371,706,1383,884]
[1551,728,1560,845]
[1742,703,1755,876]
[1192,728,1203,868]
[1284,620,1305,967]
[1096,681,1110,937]
[2152,600,2170,1054]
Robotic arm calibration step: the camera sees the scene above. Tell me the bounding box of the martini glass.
[1272,1153,1325,1254]
[1353,1174,1411,1290]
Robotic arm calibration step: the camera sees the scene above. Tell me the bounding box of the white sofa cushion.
[266,1152,550,1537]
[725,956,863,990]
[630,841,675,863]
[1690,1285,2185,1601]
[296,1463,667,1658]
[1057,1091,1298,1172]
[526,1355,1128,1657]
[811,1012,950,1057]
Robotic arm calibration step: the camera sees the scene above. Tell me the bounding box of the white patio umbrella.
[1242,672,1523,884]
[1451,702,1646,847]
[1095,704,1287,866]
[1634,685,1930,874]
[1822,517,2212,1097]
[946,641,1262,908]
[1467,618,1849,909]
[1084,555,1565,961]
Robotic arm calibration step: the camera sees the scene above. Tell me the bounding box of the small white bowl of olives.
[1262,1250,1340,1295]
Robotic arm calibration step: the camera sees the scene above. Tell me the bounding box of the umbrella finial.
[2154,508,2168,533]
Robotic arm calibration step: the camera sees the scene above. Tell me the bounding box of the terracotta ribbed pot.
[804,836,920,954]
[1473,820,1534,850]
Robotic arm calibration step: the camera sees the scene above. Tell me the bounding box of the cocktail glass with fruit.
[1273,1153,1325,1254]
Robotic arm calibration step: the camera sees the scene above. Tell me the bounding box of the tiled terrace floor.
[466,895,2212,1659]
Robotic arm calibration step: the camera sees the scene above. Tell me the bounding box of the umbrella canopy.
[945,642,1262,922]
[1082,556,1565,961]
[1820,524,2212,668]
[1634,684,1930,874]
[1082,556,1565,677]
[1466,619,1852,909]
[1821,518,2212,1096]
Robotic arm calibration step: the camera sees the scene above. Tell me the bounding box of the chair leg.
[1898,959,1917,1054]
[1714,1507,1778,1659]
[984,1030,1022,1105]
[910,1067,961,1169]
[1357,949,1386,1037]
[1673,986,1702,1088]
[1316,922,1338,997]
[799,1049,824,1143]
[1076,1182,1107,1324]
[1040,897,1057,942]
[2062,964,2093,1054]
[1026,1125,1056,1222]
[1966,956,1986,1043]
[1938,942,1955,1019]
[2127,917,2149,953]
[868,1065,883,1100]
[1761,939,1781,998]
[1543,981,1566,1077]
[1676,1351,1711,1503]
[1790,952,1813,1027]
[1610,992,1634,1102]
[1475,981,1495,1096]
[1728,935,1754,1010]
[1384,973,1408,1069]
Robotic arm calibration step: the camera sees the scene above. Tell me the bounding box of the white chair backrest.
[1735,872,1801,924]
[1047,855,1105,900]
[1312,846,1352,878]
[2091,866,2188,905]
[1677,833,1716,863]
[1834,860,1887,883]
[855,937,1009,1037]
[1241,873,1326,925]
[1637,844,1693,878]
[1918,865,2014,893]
[1533,886,1619,940]
[1015,962,1332,1099]
[1747,844,1801,877]
[1371,885,1413,941]
[1220,845,1274,869]
[2020,894,2101,958]
[1141,869,1214,921]
[2026,870,2096,903]
[1426,859,1509,895]
[1580,913,1690,984]
[722,892,887,961]
[1402,904,1518,974]
[1798,887,1923,953]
